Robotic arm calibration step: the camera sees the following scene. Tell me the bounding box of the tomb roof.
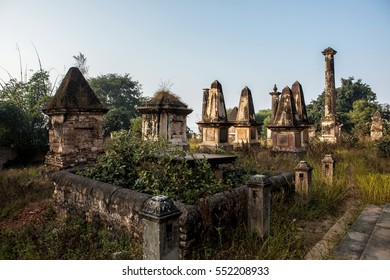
[43,67,107,113]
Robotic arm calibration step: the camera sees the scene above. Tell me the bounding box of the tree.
[0,70,51,152]
[350,99,379,137]
[0,101,30,149]
[256,109,272,139]
[88,73,144,136]
[73,52,89,77]
[306,93,324,131]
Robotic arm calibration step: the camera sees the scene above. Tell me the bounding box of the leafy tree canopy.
[256,109,271,139]
[0,101,30,148]
[0,70,51,151]
[88,74,144,136]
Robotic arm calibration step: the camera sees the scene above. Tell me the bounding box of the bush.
[80,124,226,204]
[375,136,390,158]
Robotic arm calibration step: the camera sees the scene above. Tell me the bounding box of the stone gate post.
[247,175,272,238]
[294,161,313,200]
[322,154,335,183]
[140,195,181,260]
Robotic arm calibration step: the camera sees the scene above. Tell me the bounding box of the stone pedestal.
[247,175,272,238]
[294,161,313,200]
[140,195,181,260]
[322,154,336,183]
[320,115,341,143]
[198,124,232,151]
[268,127,305,153]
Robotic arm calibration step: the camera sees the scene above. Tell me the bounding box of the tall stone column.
[322,47,337,117]
[320,47,340,143]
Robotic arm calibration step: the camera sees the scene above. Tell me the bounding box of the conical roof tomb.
[44,67,108,113]
[236,86,257,123]
[291,81,308,125]
[272,86,297,126]
[230,86,260,147]
[197,80,232,151]
[204,80,228,122]
[42,67,107,168]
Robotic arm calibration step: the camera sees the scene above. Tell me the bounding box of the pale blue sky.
[1,0,389,128]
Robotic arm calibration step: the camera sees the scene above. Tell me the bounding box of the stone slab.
[332,204,382,260]
[360,204,390,260]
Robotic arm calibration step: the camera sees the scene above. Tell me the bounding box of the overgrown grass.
[190,139,390,260]
[2,138,390,260]
[0,213,142,260]
[0,166,52,219]
[189,159,351,260]
[357,174,390,205]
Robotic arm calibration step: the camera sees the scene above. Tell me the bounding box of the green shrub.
[80,125,226,204]
[375,136,390,158]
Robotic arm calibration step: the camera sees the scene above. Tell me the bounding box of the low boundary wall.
[51,170,294,255]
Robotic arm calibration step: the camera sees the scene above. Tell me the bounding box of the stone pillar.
[322,154,335,183]
[294,161,313,200]
[269,84,281,123]
[322,47,337,117]
[320,47,340,143]
[202,88,210,120]
[140,195,181,260]
[247,175,272,238]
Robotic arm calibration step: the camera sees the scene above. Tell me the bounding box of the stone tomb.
[137,91,192,149]
[43,67,108,168]
[266,82,310,152]
[197,80,232,151]
[231,86,260,147]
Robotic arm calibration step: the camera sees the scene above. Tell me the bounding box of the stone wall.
[51,171,151,239]
[51,170,294,255]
